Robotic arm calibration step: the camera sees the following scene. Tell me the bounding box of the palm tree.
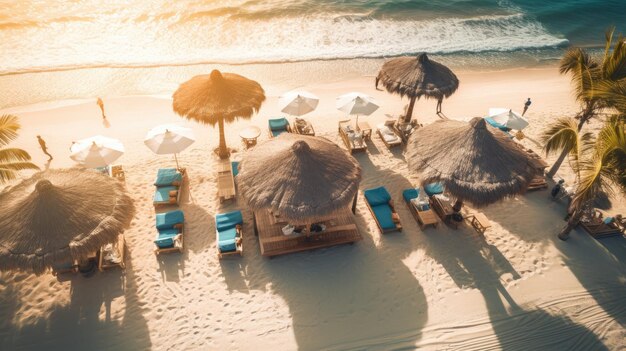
[545,27,626,178]
[0,114,39,183]
[558,115,626,240]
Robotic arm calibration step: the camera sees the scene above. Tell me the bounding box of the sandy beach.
[1,64,626,350]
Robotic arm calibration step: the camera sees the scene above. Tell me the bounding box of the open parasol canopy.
[144,124,195,169]
[405,117,536,208]
[0,169,135,274]
[376,53,459,122]
[172,69,265,158]
[278,90,319,117]
[486,108,529,131]
[70,135,124,168]
[236,133,361,222]
[336,92,379,125]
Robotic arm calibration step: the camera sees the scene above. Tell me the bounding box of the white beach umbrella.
[70,135,124,168]
[487,108,529,130]
[336,92,380,125]
[278,91,319,117]
[144,124,195,169]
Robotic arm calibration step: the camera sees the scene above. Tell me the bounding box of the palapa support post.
[405,96,417,124]
[352,193,358,214]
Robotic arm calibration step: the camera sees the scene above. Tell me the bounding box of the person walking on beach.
[522,98,532,116]
[97,97,106,119]
[37,135,53,160]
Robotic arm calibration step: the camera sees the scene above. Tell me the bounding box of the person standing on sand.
[97,97,106,119]
[37,135,53,160]
[522,98,532,116]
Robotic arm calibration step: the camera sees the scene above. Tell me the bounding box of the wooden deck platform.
[255,208,362,257]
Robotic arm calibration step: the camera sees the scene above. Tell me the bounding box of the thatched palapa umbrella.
[376,53,459,123]
[173,70,265,159]
[237,134,361,223]
[405,117,536,211]
[0,169,134,274]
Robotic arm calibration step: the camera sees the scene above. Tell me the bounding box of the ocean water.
[0,0,623,107]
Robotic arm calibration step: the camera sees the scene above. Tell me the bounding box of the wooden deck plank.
[255,208,361,257]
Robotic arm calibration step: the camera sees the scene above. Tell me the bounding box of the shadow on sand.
[1,249,152,351]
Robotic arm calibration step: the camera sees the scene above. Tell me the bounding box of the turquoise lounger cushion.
[219,227,238,241]
[216,210,243,231]
[372,204,395,230]
[269,118,289,131]
[231,161,240,177]
[364,186,391,206]
[154,168,182,186]
[219,238,237,253]
[402,188,419,202]
[484,117,509,131]
[156,210,184,230]
[154,185,177,203]
[424,183,444,197]
[271,129,285,138]
[155,228,179,248]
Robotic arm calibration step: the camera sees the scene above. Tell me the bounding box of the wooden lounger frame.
[580,221,623,238]
[365,196,402,234]
[403,197,438,229]
[155,224,184,254]
[153,168,186,207]
[292,119,316,136]
[268,123,292,138]
[218,225,243,258]
[338,120,367,154]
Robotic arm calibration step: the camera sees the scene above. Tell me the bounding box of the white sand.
[1,66,626,350]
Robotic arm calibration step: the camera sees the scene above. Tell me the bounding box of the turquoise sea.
[0,0,624,107]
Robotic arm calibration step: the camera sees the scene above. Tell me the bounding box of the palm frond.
[589,80,626,113]
[0,148,35,163]
[541,117,582,156]
[601,26,615,70]
[0,114,21,147]
[602,30,626,81]
[0,162,40,183]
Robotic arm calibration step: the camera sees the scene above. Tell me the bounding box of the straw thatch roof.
[405,117,536,207]
[376,53,459,100]
[0,169,134,274]
[237,134,361,222]
[172,69,265,125]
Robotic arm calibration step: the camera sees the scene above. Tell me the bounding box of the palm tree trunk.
[217,117,229,159]
[558,208,583,241]
[404,96,417,124]
[546,148,569,178]
[547,106,594,178]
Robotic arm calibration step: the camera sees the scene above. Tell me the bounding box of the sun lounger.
[153,168,184,206]
[424,182,444,197]
[377,120,403,148]
[402,188,438,229]
[292,117,315,136]
[217,160,236,202]
[579,215,624,238]
[364,186,402,233]
[216,210,244,258]
[338,120,367,154]
[154,209,184,254]
[268,117,292,138]
[430,194,461,229]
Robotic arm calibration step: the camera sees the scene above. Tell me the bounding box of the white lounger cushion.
[377,124,401,144]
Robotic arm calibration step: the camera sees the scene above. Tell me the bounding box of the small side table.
[239,126,261,149]
[357,121,372,141]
